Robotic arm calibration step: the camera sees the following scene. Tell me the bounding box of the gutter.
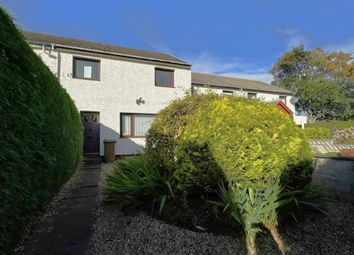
[192,83,295,95]
[28,40,192,68]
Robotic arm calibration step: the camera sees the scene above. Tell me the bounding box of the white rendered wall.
[33,46,191,155]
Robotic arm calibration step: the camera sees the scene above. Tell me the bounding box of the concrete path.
[19,156,101,255]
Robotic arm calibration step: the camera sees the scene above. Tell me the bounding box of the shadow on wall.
[100,124,144,156]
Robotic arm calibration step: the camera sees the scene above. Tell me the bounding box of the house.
[24,31,307,156]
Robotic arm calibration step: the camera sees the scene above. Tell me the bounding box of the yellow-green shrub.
[146,94,313,193]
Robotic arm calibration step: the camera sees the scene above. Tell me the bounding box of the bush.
[0,8,83,252]
[302,127,332,139]
[147,94,313,192]
[146,94,313,255]
[104,156,174,214]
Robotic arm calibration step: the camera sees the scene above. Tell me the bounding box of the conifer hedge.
[0,8,83,252]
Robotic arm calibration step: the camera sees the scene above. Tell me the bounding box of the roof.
[274,101,294,115]
[192,72,294,95]
[23,31,190,67]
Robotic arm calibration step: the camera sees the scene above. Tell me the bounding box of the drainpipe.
[50,43,61,81]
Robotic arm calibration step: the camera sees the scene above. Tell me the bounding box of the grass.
[305,120,354,131]
[324,152,339,157]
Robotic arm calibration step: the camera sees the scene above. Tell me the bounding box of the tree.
[271,46,354,120]
[296,79,352,122]
[271,45,354,90]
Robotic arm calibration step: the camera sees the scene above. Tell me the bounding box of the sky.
[2,0,354,83]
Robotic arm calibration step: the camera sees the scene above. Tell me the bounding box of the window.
[279,95,287,104]
[121,113,156,137]
[222,90,234,95]
[155,68,174,87]
[247,92,257,99]
[73,57,100,80]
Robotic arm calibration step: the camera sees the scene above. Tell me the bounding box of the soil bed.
[89,164,354,255]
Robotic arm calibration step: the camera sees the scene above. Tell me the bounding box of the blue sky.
[2,0,354,83]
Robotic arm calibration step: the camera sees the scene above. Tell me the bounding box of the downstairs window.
[121,113,156,137]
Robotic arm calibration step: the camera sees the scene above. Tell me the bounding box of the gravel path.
[90,164,354,255]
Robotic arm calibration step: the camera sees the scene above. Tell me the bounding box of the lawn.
[305,120,354,131]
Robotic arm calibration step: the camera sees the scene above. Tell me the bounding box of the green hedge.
[302,127,332,139]
[0,8,83,253]
[146,94,313,197]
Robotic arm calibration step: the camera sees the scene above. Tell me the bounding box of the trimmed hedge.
[146,94,313,195]
[0,8,83,253]
[302,127,332,139]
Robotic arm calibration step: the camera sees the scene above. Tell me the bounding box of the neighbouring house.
[24,31,307,156]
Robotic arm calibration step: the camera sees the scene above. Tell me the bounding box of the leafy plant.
[216,180,291,255]
[0,8,82,252]
[103,156,174,214]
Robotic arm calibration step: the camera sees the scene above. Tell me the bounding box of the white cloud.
[186,52,273,83]
[277,28,309,49]
[186,53,250,73]
[324,39,354,53]
[220,72,274,84]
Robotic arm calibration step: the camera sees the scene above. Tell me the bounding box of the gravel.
[89,164,354,255]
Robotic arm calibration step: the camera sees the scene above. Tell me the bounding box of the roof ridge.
[23,31,190,66]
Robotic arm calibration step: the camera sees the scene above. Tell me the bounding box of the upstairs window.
[155,68,174,87]
[247,92,257,99]
[279,95,287,104]
[121,113,156,138]
[73,57,100,80]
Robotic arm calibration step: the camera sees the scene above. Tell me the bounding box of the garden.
[95,94,354,255]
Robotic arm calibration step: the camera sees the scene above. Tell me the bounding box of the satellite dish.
[290,97,298,104]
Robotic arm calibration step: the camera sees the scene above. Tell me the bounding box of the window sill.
[120,136,146,138]
[72,76,100,81]
[155,84,175,88]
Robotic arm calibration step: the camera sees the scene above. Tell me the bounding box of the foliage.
[104,156,175,214]
[146,93,224,198]
[302,127,332,139]
[0,8,83,253]
[271,45,354,90]
[295,79,352,122]
[179,95,313,190]
[271,45,354,121]
[217,180,290,255]
[146,94,313,255]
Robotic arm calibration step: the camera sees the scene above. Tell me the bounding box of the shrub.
[146,94,313,254]
[302,127,332,139]
[146,94,225,198]
[104,156,174,214]
[147,94,313,192]
[0,8,83,252]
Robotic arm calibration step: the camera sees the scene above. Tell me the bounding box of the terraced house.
[25,31,307,156]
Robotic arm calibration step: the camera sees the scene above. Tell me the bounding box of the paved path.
[310,139,354,154]
[20,156,101,255]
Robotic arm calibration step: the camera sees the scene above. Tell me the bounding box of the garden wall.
[313,157,354,202]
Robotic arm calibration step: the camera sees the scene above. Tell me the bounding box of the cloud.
[186,52,273,83]
[277,28,309,49]
[186,53,250,73]
[220,72,274,84]
[324,39,354,53]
